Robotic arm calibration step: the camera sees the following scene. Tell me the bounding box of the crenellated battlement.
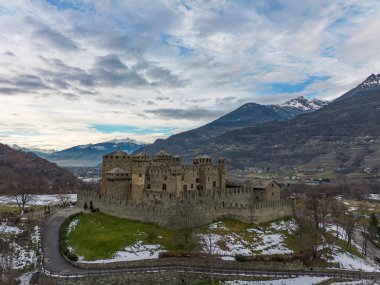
[81,152,292,228]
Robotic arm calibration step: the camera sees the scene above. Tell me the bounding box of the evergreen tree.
[89,200,94,211]
[83,202,88,210]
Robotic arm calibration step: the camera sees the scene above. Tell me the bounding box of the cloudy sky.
[1,0,380,149]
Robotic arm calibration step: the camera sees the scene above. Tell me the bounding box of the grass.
[67,213,300,261]
[67,212,188,260]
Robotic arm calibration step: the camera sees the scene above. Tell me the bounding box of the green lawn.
[67,212,187,260]
[66,213,299,261]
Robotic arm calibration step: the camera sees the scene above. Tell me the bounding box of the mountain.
[0,143,81,194]
[280,96,329,110]
[37,138,146,167]
[141,96,329,156]
[142,74,380,173]
[208,81,380,170]
[337,73,380,101]
[11,144,57,157]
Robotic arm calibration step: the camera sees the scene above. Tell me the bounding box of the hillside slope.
[143,74,380,172]
[0,143,82,194]
[143,96,328,155]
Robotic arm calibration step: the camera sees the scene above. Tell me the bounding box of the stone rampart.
[77,188,293,228]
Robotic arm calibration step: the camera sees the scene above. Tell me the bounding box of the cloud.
[33,24,78,51]
[147,108,225,120]
[0,0,380,148]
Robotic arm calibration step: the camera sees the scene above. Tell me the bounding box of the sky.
[1,0,380,150]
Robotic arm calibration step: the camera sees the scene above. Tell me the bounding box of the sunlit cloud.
[0,0,380,149]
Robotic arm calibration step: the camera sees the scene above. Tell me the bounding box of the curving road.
[42,207,83,275]
[41,208,380,281]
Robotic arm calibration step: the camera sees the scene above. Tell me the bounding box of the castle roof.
[134,151,147,157]
[155,150,171,156]
[194,154,211,159]
[106,167,130,174]
[251,179,279,189]
[106,150,128,156]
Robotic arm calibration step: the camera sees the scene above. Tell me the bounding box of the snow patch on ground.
[18,272,34,285]
[323,245,380,272]
[67,218,79,235]
[78,241,165,263]
[270,219,298,233]
[0,194,77,206]
[330,280,380,285]
[0,222,23,234]
[369,194,380,200]
[225,276,330,285]
[199,220,296,257]
[9,242,36,269]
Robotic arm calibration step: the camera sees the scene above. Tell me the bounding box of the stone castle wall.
[77,188,293,228]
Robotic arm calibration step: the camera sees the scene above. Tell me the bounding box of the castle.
[77,150,292,228]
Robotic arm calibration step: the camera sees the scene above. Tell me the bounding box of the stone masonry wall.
[77,189,293,228]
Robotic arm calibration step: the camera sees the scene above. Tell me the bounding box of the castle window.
[111,156,113,159]
[147,184,151,189]
[272,192,274,196]
[139,174,142,178]
[183,185,187,191]
[256,196,259,201]
[196,178,200,183]
[191,184,193,189]
[162,184,167,191]
[181,175,185,180]
[147,174,150,181]
[213,181,216,188]
[164,175,167,180]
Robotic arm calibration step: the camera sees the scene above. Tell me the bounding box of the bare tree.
[11,184,35,215]
[344,212,356,248]
[198,228,218,283]
[179,199,198,246]
[9,177,44,214]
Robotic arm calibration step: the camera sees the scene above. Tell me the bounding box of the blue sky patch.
[91,124,174,135]
[261,75,331,94]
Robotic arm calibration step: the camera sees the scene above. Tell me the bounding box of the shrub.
[67,252,79,262]
[235,254,247,262]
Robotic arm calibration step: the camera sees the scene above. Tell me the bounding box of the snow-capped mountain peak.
[279,96,329,111]
[359,74,380,88]
[109,138,147,145]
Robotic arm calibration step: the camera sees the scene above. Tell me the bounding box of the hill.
[0,143,82,194]
[37,138,146,167]
[143,96,328,155]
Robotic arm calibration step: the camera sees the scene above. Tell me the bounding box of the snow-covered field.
[77,241,165,263]
[199,219,297,257]
[368,194,380,200]
[0,222,23,234]
[0,225,40,270]
[225,276,330,285]
[330,281,380,285]
[0,194,77,206]
[323,245,380,272]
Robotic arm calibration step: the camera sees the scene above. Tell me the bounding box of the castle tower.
[131,151,150,202]
[218,157,226,192]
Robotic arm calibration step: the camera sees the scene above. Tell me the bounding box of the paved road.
[41,208,380,281]
[42,207,83,275]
